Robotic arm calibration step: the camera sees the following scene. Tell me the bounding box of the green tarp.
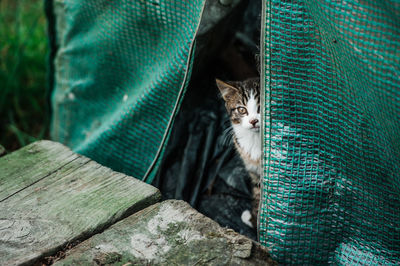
[48,0,205,183]
[260,0,399,264]
[48,0,399,264]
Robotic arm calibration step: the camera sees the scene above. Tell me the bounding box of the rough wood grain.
[0,140,161,266]
[55,200,276,266]
[0,141,79,201]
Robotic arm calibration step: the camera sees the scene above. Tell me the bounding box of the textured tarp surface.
[49,0,205,182]
[260,0,400,264]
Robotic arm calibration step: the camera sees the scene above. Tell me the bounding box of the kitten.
[216,77,261,228]
[216,77,261,179]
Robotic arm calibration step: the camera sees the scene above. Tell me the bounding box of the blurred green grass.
[0,0,47,151]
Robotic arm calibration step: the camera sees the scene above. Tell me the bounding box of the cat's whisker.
[222,120,232,127]
[222,127,234,146]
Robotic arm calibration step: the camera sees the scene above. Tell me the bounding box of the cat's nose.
[250,119,259,126]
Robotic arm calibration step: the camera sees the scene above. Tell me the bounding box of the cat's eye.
[237,107,247,115]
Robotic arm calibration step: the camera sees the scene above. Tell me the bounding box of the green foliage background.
[0,0,47,151]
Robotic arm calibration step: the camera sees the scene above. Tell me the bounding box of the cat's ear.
[216,79,238,101]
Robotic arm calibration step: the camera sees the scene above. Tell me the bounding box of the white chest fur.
[232,124,261,161]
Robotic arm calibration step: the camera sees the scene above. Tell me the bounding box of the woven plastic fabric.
[260,0,400,264]
[49,0,205,183]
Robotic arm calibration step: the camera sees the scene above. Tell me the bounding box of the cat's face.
[216,78,260,132]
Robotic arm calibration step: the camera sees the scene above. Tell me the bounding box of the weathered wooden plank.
[0,141,161,266]
[54,200,276,265]
[0,141,79,201]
